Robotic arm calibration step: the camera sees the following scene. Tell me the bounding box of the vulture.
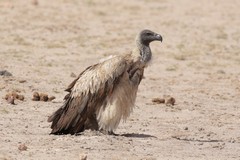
[48,29,162,135]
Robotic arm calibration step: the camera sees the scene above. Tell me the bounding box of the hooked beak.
[155,34,163,42]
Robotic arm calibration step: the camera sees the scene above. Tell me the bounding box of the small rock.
[217,70,225,74]
[70,72,77,78]
[17,95,24,101]
[184,127,188,130]
[165,96,176,106]
[79,153,87,160]
[19,80,27,83]
[229,138,236,143]
[0,70,12,76]
[212,145,219,148]
[18,144,27,151]
[31,0,38,5]
[152,98,165,104]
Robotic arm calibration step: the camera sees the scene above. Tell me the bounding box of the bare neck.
[136,40,152,63]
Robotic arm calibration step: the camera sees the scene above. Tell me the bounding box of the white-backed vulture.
[48,29,162,135]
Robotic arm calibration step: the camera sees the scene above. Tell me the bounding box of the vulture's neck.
[135,40,152,63]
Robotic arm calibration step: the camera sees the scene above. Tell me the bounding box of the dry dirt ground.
[0,0,240,159]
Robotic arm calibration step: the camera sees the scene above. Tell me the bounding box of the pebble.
[18,144,27,151]
[70,72,77,78]
[0,70,12,76]
[165,96,176,106]
[79,153,87,160]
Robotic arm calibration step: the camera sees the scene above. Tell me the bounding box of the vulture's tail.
[47,107,65,134]
[47,97,85,135]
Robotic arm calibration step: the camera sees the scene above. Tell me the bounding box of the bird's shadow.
[75,130,157,138]
[119,133,157,138]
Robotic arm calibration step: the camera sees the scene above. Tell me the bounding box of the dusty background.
[0,0,240,159]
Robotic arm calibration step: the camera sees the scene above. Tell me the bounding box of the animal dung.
[165,96,176,106]
[32,92,40,101]
[152,98,165,104]
[48,96,56,101]
[32,92,55,102]
[152,96,176,106]
[4,92,25,104]
[39,93,48,101]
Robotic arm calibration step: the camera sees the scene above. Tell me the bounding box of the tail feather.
[47,107,65,134]
[47,98,86,135]
[47,107,63,123]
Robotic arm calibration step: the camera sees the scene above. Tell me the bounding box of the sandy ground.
[0,0,240,159]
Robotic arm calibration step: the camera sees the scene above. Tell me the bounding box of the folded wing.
[47,56,128,135]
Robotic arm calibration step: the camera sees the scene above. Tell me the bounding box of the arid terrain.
[0,0,240,159]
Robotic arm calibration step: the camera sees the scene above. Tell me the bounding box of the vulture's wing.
[48,55,128,134]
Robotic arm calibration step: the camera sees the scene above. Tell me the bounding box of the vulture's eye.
[146,33,152,36]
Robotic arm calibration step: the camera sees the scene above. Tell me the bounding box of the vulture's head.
[138,29,163,46]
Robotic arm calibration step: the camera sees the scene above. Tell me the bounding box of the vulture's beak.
[155,34,163,42]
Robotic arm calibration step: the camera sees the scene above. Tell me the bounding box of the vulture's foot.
[100,129,118,136]
[108,131,119,136]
